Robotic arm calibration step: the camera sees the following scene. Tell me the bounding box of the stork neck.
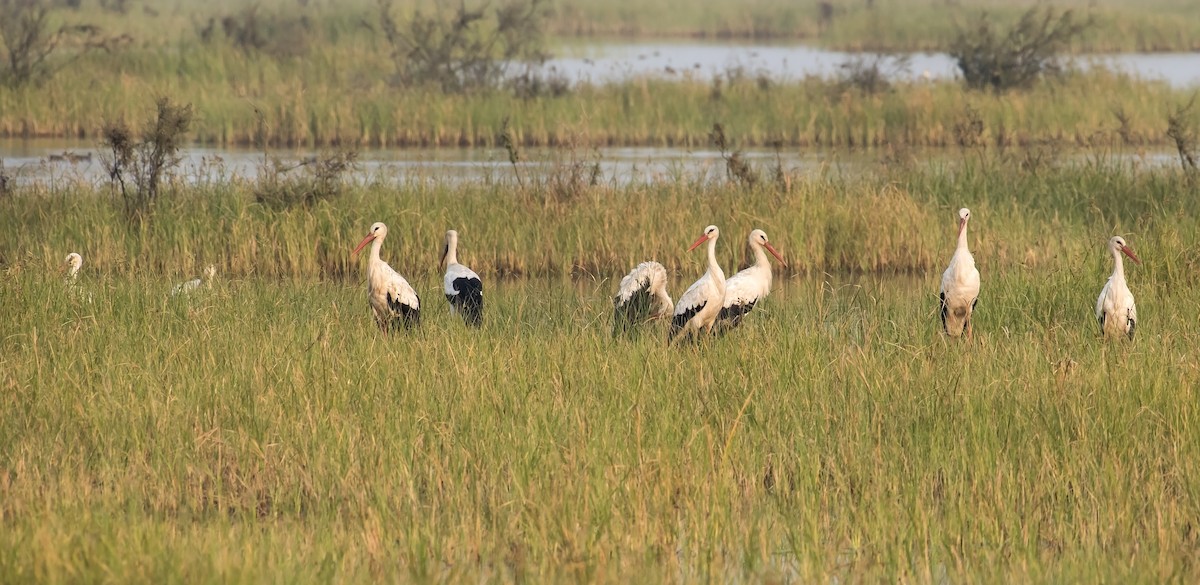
[369,235,384,265]
[1111,247,1125,278]
[706,236,725,283]
[751,241,770,268]
[956,223,970,252]
[444,239,459,267]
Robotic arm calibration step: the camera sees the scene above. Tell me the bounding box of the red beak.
[1121,245,1141,265]
[764,242,786,266]
[687,233,709,251]
[352,234,375,256]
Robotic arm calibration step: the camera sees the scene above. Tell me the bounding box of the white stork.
[172,265,217,296]
[63,252,93,304]
[670,225,726,345]
[716,229,786,331]
[352,222,421,331]
[441,229,483,327]
[612,261,673,337]
[64,253,83,281]
[1096,235,1140,340]
[939,207,980,338]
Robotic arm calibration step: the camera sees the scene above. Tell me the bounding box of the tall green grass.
[2,255,1198,582]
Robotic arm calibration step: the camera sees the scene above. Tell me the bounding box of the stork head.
[64,252,83,277]
[203,265,217,280]
[957,208,971,233]
[353,222,388,256]
[441,229,459,268]
[1108,235,1141,265]
[749,229,786,266]
[688,225,720,251]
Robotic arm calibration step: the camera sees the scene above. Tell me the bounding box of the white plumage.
[172,265,217,296]
[939,207,981,338]
[63,252,93,303]
[717,229,786,330]
[612,261,673,336]
[441,229,483,327]
[1096,235,1140,340]
[670,225,726,344]
[353,222,421,331]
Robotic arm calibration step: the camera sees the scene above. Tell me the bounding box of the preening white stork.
[353,222,421,331]
[64,253,83,281]
[1096,235,1140,340]
[717,229,785,330]
[612,261,673,337]
[442,230,483,327]
[63,252,93,304]
[171,265,217,296]
[939,207,981,338]
[670,225,726,345]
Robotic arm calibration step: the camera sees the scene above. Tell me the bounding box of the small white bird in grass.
[939,207,981,338]
[63,252,93,303]
[64,253,83,281]
[441,229,483,328]
[716,229,786,331]
[670,225,726,345]
[352,222,421,332]
[171,265,217,296]
[1096,235,1141,341]
[612,261,673,337]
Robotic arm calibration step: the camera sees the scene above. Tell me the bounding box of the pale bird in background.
[939,207,980,338]
[172,265,217,296]
[716,229,786,331]
[1096,235,1140,340]
[441,229,483,328]
[353,222,420,331]
[612,261,673,337]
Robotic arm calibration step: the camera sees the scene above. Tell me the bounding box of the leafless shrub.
[0,0,131,87]
[377,0,551,93]
[1166,96,1198,172]
[950,7,1091,92]
[711,122,758,189]
[541,138,600,204]
[836,54,909,94]
[500,117,523,188]
[196,4,314,59]
[507,65,570,100]
[101,97,193,221]
[0,159,11,198]
[253,150,359,209]
[954,105,985,149]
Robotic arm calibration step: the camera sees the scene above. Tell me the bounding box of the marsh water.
[2,41,1196,186]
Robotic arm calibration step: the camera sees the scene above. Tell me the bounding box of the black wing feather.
[387,291,420,330]
[939,292,948,334]
[717,299,757,330]
[670,300,706,338]
[612,283,653,337]
[448,277,483,327]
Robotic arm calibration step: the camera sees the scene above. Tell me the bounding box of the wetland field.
[3,0,1200,582]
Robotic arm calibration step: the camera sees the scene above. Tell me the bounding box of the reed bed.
[2,154,1197,283]
[0,57,1189,149]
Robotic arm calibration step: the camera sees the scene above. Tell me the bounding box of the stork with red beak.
[939,207,980,338]
[353,222,420,331]
[670,225,725,345]
[1096,235,1140,340]
[717,229,786,331]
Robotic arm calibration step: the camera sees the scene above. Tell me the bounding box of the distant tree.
[376,0,551,93]
[949,6,1091,92]
[0,0,129,87]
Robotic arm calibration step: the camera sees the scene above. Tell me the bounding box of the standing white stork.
[612,261,673,337]
[442,229,483,327]
[716,229,786,331]
[1096,235,1140,340]
[670,225,726,345]
[939,207,981,338]
[352,222,421,331]
[172,265,217,296]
